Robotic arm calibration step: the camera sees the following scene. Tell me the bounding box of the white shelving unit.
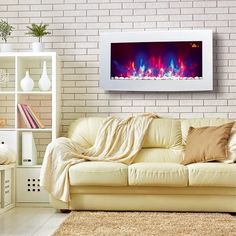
[0,52,60,207]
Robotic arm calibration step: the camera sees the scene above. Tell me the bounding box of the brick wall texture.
[1,0,236,134]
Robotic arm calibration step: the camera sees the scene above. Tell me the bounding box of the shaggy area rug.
[53,211,236,236]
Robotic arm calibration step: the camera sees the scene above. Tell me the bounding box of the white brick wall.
[1,0,236,135]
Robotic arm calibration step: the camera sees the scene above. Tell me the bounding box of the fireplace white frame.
[100,30,213,91]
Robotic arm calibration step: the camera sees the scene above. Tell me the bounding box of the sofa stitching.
[77,169,127,173]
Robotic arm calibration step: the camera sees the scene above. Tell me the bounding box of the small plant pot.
[1,43,13,52]
[32,42,43,52]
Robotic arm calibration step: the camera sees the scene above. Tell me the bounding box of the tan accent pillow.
[181,122,234,165]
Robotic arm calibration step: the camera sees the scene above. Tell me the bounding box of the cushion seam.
[71,169,127,173]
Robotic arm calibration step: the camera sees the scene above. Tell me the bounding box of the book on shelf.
[17,104,31,128]
[17,104,45,129]
[0,119,6,128]
[26,105,46,129]
[22,104,38,129]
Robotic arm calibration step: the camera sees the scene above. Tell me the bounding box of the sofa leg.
[60,209,71,213]
[55,209,71,213]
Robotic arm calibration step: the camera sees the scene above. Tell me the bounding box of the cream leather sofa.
[50,117,236,212]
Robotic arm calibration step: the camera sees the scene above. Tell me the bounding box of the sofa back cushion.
[68,117,104,148]
[68,117,236,164]
[142,118,182,148]
[68,117,184,163]
[68,117,182,149]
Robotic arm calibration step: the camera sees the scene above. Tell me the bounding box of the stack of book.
[17,104,45,129]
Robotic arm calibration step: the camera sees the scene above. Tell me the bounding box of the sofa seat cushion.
[134,148,184,164]
[69,162,128,186]
[128,163,188,187]
[188,163,236,187]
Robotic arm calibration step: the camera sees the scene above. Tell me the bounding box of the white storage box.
[16,167,48,203]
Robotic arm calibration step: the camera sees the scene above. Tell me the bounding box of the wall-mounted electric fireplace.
[100,30,212,91]
[111,41,202,80]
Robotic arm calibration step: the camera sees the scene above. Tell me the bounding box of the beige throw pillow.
[181,122,234,165]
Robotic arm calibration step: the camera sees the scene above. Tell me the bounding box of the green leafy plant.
[26,23,51,42]
[0,20,14,43]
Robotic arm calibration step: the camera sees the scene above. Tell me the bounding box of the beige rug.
[53,211,236,236]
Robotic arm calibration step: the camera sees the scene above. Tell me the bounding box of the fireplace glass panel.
[111,41,202,81]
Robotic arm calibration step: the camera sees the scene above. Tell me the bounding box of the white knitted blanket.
[40,113,158,202]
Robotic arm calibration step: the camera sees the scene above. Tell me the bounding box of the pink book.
[22,104,39,129]
[17,104,31,128]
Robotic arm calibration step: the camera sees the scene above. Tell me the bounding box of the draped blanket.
[40,113,158,202]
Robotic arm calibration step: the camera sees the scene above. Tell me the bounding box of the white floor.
[0,207,69,236]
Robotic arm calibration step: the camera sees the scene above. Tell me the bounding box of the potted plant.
[26,23,51,52]
[0,20,14,52]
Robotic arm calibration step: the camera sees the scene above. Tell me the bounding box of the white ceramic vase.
[32,42,43,52]
[38,61,51,91]
[1,43,13,52]
[20,71,34,92]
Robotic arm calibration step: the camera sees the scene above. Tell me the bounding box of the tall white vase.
[20,71,34,91]
[38,61,51,91]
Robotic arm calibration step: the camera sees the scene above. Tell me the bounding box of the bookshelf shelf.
[0,128,15,131]
[0,52,60,205]
[16,165,43,168]
[17,91,52,95]
[0,91,15,94]
[16,128,52,131]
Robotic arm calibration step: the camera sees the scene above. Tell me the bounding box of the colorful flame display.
[111,41,202,80]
